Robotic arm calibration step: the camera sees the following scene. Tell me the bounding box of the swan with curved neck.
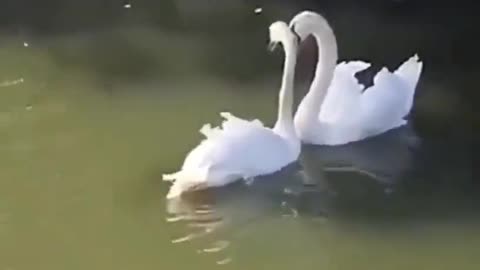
[290,11,423,145]
[290,11,338,140]
[272,22,300,150]
[163,21,300,198]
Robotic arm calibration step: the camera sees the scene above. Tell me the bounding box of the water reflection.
[164,165,332,265]
[300,125,419,191]
[163,125,420,265]
[0,78,24,87]
[166,193,234,265]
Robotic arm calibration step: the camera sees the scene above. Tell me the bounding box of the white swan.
[290,11,423,145]
[163,21,300,199]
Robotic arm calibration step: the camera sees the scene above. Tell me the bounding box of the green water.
[0,16,476,270]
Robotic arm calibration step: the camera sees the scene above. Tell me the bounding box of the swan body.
[290,11,423,145]
[163,22,300,199]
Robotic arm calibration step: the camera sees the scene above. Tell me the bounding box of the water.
[0,2,476,269]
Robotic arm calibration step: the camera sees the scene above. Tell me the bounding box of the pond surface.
[0,2,476,270]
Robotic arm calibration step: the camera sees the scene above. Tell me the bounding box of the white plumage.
[163,22,300,198]
[291,11,423,145]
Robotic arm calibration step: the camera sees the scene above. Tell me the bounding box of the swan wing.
[335,60,371,93]
[319,60,370,123]
[359,55,422,134]
[196,112,294,175]
[164,112,296,198]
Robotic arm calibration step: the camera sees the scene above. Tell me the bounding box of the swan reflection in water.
[300,125,419,192]
[164,164,324,265]
[164,125,419,264]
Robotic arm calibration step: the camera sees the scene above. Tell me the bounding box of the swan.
[163,21,301,199]
[290,11,423,145]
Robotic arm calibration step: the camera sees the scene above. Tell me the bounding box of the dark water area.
[0,1,477,269]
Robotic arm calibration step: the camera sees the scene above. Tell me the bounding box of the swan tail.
[394,54,423,116]
[163,169,204,182]
[163,169,207,198]
[162,171,182,182]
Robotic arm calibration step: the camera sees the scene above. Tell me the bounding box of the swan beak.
[267,41,279,52]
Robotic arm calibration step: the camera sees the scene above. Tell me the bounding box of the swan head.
[289,10,330,42]
[268,21,300,52]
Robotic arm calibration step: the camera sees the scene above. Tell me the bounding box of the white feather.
[291,11,423,145]
[163,21,300,198]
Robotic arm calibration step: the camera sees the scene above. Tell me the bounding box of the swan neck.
[274,43,297,137]
[306,21,338,113]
